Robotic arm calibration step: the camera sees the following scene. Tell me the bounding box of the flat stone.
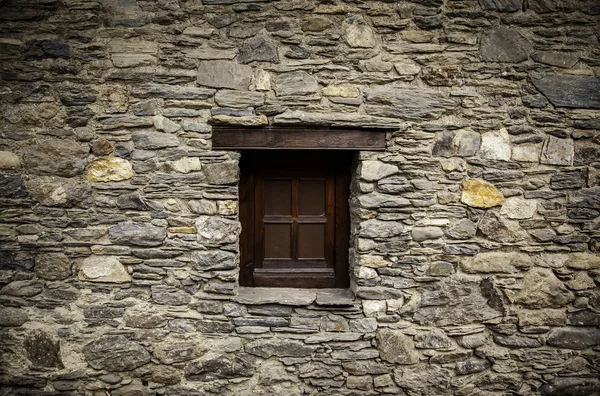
[191,250,237,271]
[83,335,151,371]
[235,287,316,306]
[546,327,600,350]
[197,60,253,90]
[532,51,579,68]
[215,90,265,108]
[79,255,131,283]
[86,157,134,182]
[322,85,360,98]
[185,353,255,381]
[23,138,88,177]
[245,338,316,358]
[358,160,398,182]
[238,36,279,64]
[394,365,452,395]
[446,219,477,240]
[210,114,268,126]
[315,289,355,306]
[151,285,192,305]
[0,307,29,327]
[342,15,376,48]
[432,130,481,157]
[506,267,575,308]
[0,174,28,198]
[565,253,600,269]
[154,342,197,364]
[394,61,421,75]
[517,309,566,327]
[2,280,43,297]
[479,0,522,12]
[500,197,537,219]
[411,227,444,242]
[528,0,576,13]
[24,329,62,368]
[302,16,331,32]
[461,252,531,274]
[132,131,180,150]
[461,179,504,208]
[196,216,241,245]
[532,75,600,109]
[377,329,419,365]
[274,71,319,96]
[165,157,202,174]
[131,84,215,100]
[153,115,180,133]
[366,86,457,121]
[358,192,411,209]
[273,110,401,129]
[124,312,167,328]
[540,136,574,166]
[35,252,71,280]
[377,176,413,194]
[0,151,20,169]
[540,378,600,396]
[480,27,532,63]
[478,211,527,243]
[359,219,404,239]
[480,129,511,161]
[109,223,166,247]
[401,276,503,326]
[455,359,490,375]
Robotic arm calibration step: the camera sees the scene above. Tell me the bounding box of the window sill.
[235,287,355,307]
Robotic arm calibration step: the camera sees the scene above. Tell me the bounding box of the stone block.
[506,268,574,308]
[274,71,319,96]
[79,255,131,283]
[480,27,532,62]
[197,60,253,90]
[377,329,419,364]
[532,75,600,109]
[83,335,151,371]
[109,223,166,247]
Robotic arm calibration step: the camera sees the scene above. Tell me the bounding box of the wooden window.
[239,151,351,288]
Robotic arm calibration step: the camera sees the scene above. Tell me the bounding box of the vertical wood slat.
[291,178,299,261]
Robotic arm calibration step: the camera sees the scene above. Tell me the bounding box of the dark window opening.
[239,150,352,288]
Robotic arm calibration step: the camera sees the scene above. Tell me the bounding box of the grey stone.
[214,90,265,108]
[273,110,401,129]
[506,268,575,308]
[540,136,574,166]
[285,45,310,59]
[401,276,503,326]
[25,39,70,59]
[112,384,150,396]
[0,174,28,198]
[568,187,600,211]
[109,223,166,247]
[331,349,380,360]
[35,253,70,280]
[522,94,549,108]
[461,252,531,274]
[377,176,413,194]
[131,84,215,100]
[342,15,377,48]
[0,307,29,327]
[532,75,600,109]
[546,327,600,350]
[99,0,145,27]
[432,130,481,157]
[274,72,319,96]
[377,329,419,364]
[358,161,398,182]
[132,131,179,150]
[358,192,411,209]
[532,51,579,68]
[2,280,43,297]
[83,335,151,371]
[493,335,542,348]
[117,192,149,210]
[154,342,197,364]
[446,219,477,240]
[191,250,237,270]
[540,377,600,396]
[238,36,279,64]
[394,365,453,396]
[23,138,88,177]
[124,312,167,328]
[455,359,490,375]
[415,329,453,349]
[480,27,532,63]
[185,353,255,381]
[359,219,404,239]
[550,170,585,190]
[245,338,316,358]
[24,330,63,368]
[480,129,511,160]
[235,287,316,306]
[151,285,191,305]
[500,197,537,219]
[528,0,575,13]
[79,255,131,283]
[203,161,239,184]
[478,211,527,243]
[411,227,444,242]
[365,86,457,121]
[196,216,241,245]
[197,60,253,90]
[479,0,522,12]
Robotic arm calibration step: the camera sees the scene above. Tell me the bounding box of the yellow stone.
[0,151,20,169]
[168,227,196,234]
[86,157,134,182]
[460,179,504,208]
[322,85,360,98]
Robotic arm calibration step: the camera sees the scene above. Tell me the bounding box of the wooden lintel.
[212,127,386,150]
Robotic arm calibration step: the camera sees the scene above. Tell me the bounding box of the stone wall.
[1,0,599,395]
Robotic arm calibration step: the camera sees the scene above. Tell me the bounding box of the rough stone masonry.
[0,0,599,395]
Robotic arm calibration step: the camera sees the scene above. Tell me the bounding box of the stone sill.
[235,287,356,307]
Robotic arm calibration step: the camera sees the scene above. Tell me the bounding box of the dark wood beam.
[212,127,386,150]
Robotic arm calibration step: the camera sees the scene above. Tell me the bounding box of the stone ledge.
[235,287,355,307]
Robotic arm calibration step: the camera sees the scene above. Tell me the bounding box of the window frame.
[239,151,351,288]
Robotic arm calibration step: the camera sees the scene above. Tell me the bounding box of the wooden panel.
[213,127,386,150]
